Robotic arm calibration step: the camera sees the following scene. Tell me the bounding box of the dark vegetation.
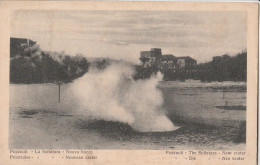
[10,41,246,84]
[10,44,89,84]
[134,53,247,82]
[194,53,247,82]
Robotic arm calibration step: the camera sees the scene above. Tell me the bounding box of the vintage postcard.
[0,1,258,165]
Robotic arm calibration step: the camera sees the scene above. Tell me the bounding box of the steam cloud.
[65,63,178,132]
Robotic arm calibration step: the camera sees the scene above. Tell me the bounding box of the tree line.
[10,44,89,84]
[134,52,247,82]
[10,42,246,84]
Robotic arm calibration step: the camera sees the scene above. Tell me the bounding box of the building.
[159,54,177,70]
[139,48,197,70]
[10,37,37,58]
[139,48,162,68]
[176,56,197,69]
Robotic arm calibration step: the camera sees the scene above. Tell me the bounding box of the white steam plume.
[66,63,178,132]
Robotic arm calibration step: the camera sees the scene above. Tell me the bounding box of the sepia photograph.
[8,10,248,151]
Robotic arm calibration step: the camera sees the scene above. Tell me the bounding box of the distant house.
[10,37,37,58]
[139,48,162,68]
[159,54,177,70]
[139,48,197,70]
[176,56,197,69]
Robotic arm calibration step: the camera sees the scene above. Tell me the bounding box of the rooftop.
[176,56,196,61]
[161,54,176,60]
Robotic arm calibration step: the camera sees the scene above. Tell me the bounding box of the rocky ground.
[9,107,245,150]
[9,83,246,150]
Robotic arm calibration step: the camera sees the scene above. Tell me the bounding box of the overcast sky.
[11,10,246,64]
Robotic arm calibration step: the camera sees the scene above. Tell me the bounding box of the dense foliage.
[10,45,89,84]
[10,42,246,83]
[197,53,247,82]
[134,52,247,82]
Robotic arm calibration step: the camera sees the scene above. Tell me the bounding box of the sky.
[11,10,247,64]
